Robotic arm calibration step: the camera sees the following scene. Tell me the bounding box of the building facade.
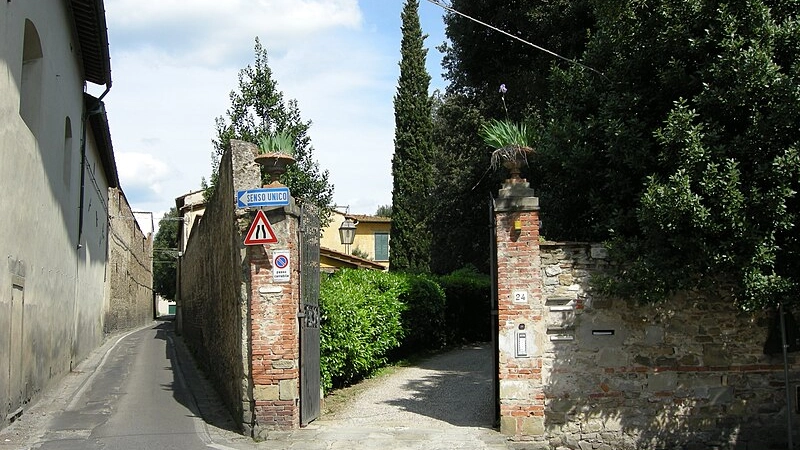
[0,0,139,428]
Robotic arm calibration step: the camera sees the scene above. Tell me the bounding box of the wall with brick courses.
[495,185,799,449]
[105,188,154,333]
[494,182,547,437]
[247,206,302,436]
[538,242,799,449]
[179,140,304,437]
[179,146,248,430]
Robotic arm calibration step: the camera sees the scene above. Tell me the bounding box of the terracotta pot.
[495,145,533,183]
[254,152,296,185]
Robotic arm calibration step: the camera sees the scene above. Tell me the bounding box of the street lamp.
[338,216,357,254]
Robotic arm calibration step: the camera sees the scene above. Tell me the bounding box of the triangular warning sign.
[244,210,278,245]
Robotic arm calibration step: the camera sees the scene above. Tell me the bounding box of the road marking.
[66,327,143,410]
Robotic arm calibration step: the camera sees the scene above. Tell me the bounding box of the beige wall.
[320,210,390,267]
[0,1,115,427]
[177,190,206,253]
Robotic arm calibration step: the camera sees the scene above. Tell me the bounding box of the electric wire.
[424,0,608,81]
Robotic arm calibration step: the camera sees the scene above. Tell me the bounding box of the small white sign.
[272,250,291,283]
[513,290,528,304]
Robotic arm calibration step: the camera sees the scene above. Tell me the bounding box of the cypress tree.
[390,0,434,273]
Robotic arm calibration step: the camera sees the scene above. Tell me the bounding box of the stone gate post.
[494,179,545,437]
[229,139,304,436]
[243,203,302,436]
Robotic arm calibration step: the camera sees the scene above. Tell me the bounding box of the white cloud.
[115,152,171,202]
[95,1,445,218]
[105,0,362,67]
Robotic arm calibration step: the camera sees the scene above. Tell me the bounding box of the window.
[63,117,73,188]
[20,19,43,136]
[374,233,389,261]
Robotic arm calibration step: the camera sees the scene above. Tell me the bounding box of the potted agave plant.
[479,84,535,183]
[479,118,534,183]
[254,130,296,186]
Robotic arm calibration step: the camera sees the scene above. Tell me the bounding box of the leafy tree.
[153,207,179,300]
[441,0,594,117]
[390,0,435,274]
[537,0,800,308]
[430,91,492,274]
[438,0,800,309]
[208,38,334,224]
[427,1,595,274]
[375,204,393,217]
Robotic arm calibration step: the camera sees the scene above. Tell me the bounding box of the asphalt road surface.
[1,322,512,450]
[1,321,221,450]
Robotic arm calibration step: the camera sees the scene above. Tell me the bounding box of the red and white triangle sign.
[244,210,278,245]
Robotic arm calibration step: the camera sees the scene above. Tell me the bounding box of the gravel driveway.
[301,343,511,449]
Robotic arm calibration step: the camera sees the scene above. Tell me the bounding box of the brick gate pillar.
[244,203,302,436]
[494,180,545,437]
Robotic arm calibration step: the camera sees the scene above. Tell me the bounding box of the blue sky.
[90,0,449,231]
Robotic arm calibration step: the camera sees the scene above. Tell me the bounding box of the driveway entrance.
[269,343,512,449]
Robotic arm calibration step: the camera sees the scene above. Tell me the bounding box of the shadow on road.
[382,344,495,428]
[151,319,241,434]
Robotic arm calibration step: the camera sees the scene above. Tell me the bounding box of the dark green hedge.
[396,274,447,355]
[319,267,489,393]
[319,269,405,392]
[438,266,492,343]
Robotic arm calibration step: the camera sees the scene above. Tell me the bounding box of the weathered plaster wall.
[106,188,153,332]
[0,1,112,427]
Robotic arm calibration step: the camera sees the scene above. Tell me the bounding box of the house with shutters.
[320,210,390,271]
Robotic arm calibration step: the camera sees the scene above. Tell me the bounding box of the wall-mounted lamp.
[338,216,358,254]
[514,219,522,231]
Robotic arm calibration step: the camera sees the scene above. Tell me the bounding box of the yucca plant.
[479,118,535,170]
[258,130,296,157]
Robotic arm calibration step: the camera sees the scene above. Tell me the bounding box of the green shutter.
[374,233,389,261]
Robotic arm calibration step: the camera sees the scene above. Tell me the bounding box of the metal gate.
[489,194,500,424]
[299,205,321,426]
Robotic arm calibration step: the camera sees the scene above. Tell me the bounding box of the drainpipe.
[77,84,111,247]
[73,83,110,365]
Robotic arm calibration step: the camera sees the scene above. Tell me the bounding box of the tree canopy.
[390,0,435,274]
[208,38,334,224]
[152,207,179,300]
[436,0,800,308]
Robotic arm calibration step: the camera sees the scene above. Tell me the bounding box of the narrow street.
[0,322,513,450]
[0,321,242,450]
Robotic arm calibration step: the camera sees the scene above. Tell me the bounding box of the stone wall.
[506,240,800,449]
[495,185,799,449]
[178,140,305,436]
[106,188,153,332]
[179,145,249,429]
[536,242,799,449]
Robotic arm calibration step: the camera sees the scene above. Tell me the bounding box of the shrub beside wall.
[319,267,488,393]
[438,267,492,343]
[396,274,447,354]
[319,269,405,391]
